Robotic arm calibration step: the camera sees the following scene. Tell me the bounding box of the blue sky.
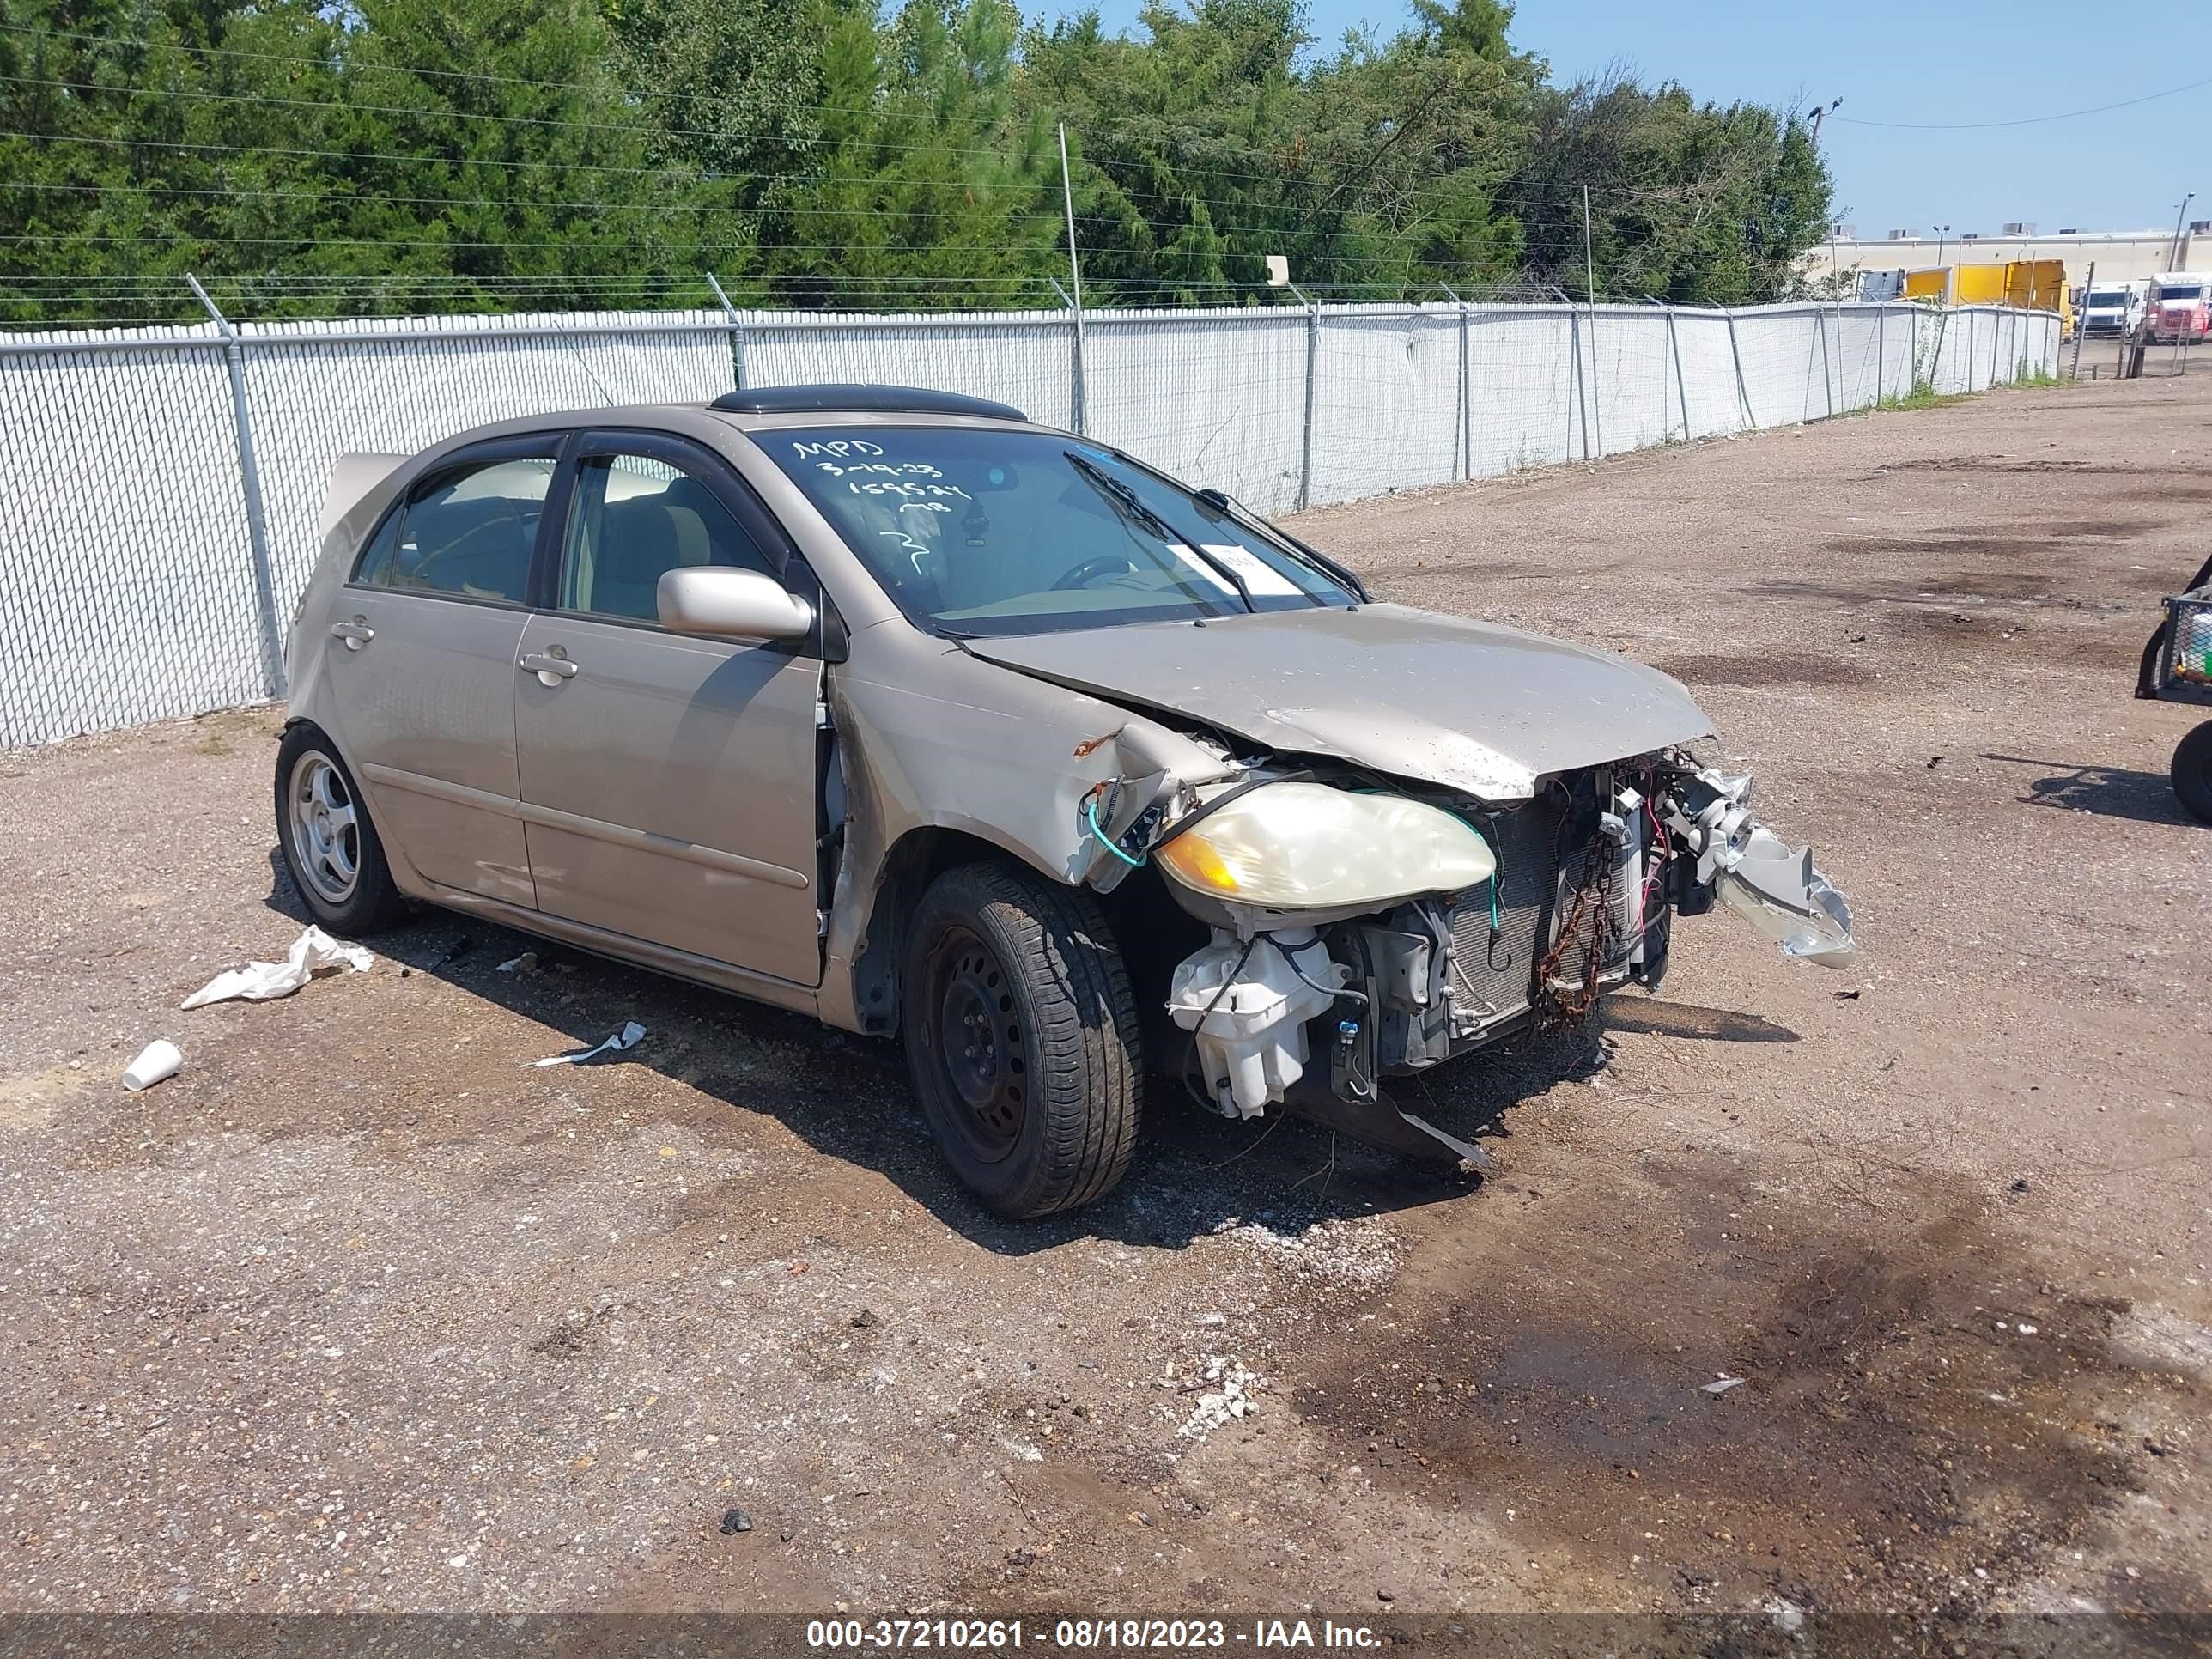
[1051,0,2211,239]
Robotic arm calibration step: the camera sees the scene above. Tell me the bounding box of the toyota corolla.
[280,384,1855,1218]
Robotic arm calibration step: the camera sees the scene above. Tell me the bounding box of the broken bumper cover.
[1662,768,1856,969]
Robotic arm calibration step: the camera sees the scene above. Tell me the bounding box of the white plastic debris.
[495,951,538,975]
[180,926,374,1009]
[531,1021,647,1068]
[1701,1376,1745,1395]
[122,1040,182,1091]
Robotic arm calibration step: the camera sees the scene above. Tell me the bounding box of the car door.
[512,431,824,987]
[318,438,561,908]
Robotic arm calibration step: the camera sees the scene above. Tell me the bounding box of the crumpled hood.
[964,602,1714,800]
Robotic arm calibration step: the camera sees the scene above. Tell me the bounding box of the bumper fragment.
[1662,767,1856,969]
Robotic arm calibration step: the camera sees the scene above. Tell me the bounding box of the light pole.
[1934,222,1951,269]
[2168,193,2195,269]
[1803,101,1842,289]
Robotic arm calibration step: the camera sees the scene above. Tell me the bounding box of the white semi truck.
[2079,279,2148,337]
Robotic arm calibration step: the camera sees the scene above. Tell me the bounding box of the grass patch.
[1875,382,1971,411]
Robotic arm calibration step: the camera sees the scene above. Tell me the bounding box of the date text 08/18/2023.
[805,1618,1384,1649]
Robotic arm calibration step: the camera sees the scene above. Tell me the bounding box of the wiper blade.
[1194,487,1369,603]
[1064,450,1255,614]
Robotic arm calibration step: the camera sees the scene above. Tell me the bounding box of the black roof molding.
[710,384,1028,422]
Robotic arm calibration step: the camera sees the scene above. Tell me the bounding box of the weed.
[1875,381,1969,412]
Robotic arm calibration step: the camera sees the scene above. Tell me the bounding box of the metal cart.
[2138,551,2212,824]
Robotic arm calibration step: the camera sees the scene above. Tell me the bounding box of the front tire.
[902,861,1142,1218]
[274,723,410,934]
[2173,721,2212,825]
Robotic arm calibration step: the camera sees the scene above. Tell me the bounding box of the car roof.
[709,384,1026,422]
[426,390,1057,454]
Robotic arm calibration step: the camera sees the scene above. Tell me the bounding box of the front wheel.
[2173,721,2212,825]
[902,862,1142,1218]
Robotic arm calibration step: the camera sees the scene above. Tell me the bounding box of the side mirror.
[658,567,814,642]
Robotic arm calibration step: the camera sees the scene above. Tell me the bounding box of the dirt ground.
[3,370,2209,1638]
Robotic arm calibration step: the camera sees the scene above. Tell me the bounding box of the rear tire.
[2173,721,2212,826]
[902,861,1142,1218]
[274,723,410,934]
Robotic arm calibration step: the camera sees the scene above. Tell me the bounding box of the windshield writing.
[764,426,1350,637]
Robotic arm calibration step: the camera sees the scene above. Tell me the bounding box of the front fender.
[815,623,1231,1033]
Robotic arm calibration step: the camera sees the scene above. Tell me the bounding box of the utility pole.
[1810,98,1843,293]
[1058,123,1087,434]
[2168,193,2195,270]
[2070,260,2094,382]
[1583,184,1602,459]
[1057,123,1084,316]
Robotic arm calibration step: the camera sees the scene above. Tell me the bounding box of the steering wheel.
[1051,554,1142,591]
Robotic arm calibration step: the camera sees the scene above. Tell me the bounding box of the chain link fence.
[0,294,2060,748]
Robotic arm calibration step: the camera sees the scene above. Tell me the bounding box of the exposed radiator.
[1444,792,1637,1029]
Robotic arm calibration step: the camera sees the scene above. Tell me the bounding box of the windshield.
[2158,285,2204,301]
[761,425,1352,636]
[2086,290,2130,307]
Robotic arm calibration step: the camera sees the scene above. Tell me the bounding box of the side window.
[386,457,556,604]
[349,507,403,586]
[561,452,778,623]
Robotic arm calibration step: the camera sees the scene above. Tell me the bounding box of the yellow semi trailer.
[1899,261,2070,334]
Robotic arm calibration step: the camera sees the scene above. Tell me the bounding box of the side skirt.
[417,884,825,1021]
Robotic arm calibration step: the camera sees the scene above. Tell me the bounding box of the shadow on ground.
[261,854,1796,1259]
[1984,750,2201,827]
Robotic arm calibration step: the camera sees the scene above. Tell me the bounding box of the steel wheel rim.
[288,750,360,906]
[924,925,1026,1164]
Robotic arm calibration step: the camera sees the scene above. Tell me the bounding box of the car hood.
[963,602,1714,801]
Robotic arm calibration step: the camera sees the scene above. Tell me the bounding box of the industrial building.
[1800,222,2208,289]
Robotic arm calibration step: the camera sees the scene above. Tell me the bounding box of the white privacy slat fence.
[0,296,2059,748]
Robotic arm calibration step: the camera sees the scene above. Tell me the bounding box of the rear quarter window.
[368,457,557,604]
[349,508,403,586]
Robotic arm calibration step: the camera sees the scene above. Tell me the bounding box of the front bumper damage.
[1084,750,1856,1167]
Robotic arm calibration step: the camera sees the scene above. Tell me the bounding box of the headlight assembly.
[1152,781,1495,910]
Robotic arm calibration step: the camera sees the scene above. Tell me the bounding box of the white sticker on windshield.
[1165,544,1237,593]
[1198,543,1302,597]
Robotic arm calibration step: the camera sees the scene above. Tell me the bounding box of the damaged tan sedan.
[281,385,1856,1218]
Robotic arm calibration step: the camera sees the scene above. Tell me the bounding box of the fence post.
[1450,289,1468,473]
[1291,283,1318,510]
[1723,305,1756,429]
[705,273,748,391]
[1439,284,1472,481]
[186,274,284,700]
[1876,302,1887,401]
[1820,304,1835,417]
[1048,277,1088,436]
[1567,303,1593,459]
[1663,305,1691,441]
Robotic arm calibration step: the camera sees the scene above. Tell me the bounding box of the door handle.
[519,651,579,683]
[330,619,374,648]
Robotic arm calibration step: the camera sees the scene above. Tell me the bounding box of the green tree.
[0,0,1832,324]
[1498,74,1833,304]
[750,0,1058,312]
